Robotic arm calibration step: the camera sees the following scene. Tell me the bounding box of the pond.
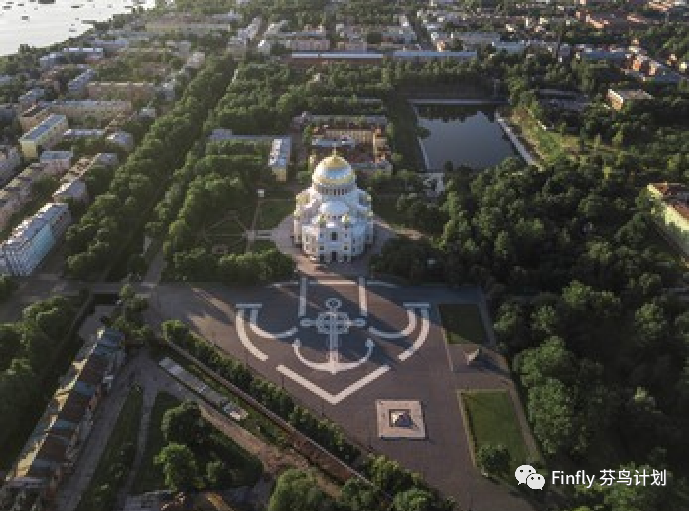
[414,103,522,171]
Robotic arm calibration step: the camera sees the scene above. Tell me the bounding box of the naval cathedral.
[293,153,374,263]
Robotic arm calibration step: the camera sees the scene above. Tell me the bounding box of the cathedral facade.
[293,154,374,263]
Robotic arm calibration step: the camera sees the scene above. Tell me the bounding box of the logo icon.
[526,473,546,490]
[515,465,537,485]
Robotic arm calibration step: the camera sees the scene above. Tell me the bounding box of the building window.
[319,245,324,251]
[331,232,338,241]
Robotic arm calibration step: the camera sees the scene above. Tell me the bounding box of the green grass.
[256,199,294,229]
[460,390,530,471]
[438,303,488,345]
[251,240,277,252]
[131,392,182,495]
[75,385,144,511]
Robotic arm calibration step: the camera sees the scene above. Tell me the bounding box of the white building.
[0,202,71,276]
[268,137,291,182]
[293,154,374,263]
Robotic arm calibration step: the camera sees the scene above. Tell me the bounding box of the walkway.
[495,114,539,167]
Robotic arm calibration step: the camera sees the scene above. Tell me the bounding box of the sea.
[0,0,155,57]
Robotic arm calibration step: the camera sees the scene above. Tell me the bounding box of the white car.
[222,402,248,421]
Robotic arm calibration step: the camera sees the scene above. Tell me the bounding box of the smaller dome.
[319,201,349,217]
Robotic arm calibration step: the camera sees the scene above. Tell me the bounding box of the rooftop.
[19,114,68,143]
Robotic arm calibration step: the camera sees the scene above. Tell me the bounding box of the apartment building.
[19,104,51,132]
[67,67,96,97]
[86,81,156,102]
[49,100,133,123]
[647,183,689,257]
[0,145,21,183]
[39,150,74,176]
[19,114,69,159]
[607,88,653,111]
[0,202,71,276]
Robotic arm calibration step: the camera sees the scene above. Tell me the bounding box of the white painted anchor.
[293,298,373,374]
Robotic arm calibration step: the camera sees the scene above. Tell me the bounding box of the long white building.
[0,203,71,276]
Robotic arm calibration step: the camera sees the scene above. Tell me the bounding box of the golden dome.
[312,154,355,187]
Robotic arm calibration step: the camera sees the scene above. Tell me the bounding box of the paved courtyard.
[149,279,536,511]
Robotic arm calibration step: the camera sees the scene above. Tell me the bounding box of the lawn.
[438,303,488,345]
[250,239,277,252]
[75,385,143,511]
[131,392,182,495]
[460,390,530,471]
[256,199,294,229]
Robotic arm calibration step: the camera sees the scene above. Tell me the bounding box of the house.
[0,189,21,231]
[53,179,88,204]
[607,88,653,111]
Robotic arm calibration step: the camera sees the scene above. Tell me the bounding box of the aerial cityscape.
[0,0,687,510]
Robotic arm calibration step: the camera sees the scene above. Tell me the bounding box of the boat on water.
[2,5,10,8]
[20,14,29,19]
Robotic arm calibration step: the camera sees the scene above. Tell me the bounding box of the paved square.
[376,400,426,439]
[150,279,536,511]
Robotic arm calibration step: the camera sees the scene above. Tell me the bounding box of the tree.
[155,443,201,491]
[527,378,575,456]
[634,302,669,347]
[475,444,510,476]
[268,469,332,511]
[392,487,437,511]
[206,459,233,488]
[161,401,205,444]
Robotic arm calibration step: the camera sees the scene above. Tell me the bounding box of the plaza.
[148,278,536,511]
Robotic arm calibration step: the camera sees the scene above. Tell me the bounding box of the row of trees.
[162,321,358,463]
[268,454,455,511]
[65,54,236,279]
[0,296,75,451]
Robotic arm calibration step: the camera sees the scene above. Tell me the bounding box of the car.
[222,402,248,421]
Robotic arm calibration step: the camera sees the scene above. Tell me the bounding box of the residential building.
[646,183,688,257]
[106,131,134,152]
[607,88,653,111]
[19,114,69,159]
[49,100,133,123]
[185,51,206,70]
[86,81,156,102]
[145,15,233,35]
[39,150,73,176]
[227,37,248,59]
[0,202,71,275]
[19,104,51,132]
[18,88,46,112]
[63,128,106,141]
[0,189,20,231]
[53,179,88,203]
[454,31,501,49]
[5,164,45,208]
[0,327,124,510]
[268,137,291,182]
[492,41,527,55]
[0,145,21,183]
[67,67,96,96]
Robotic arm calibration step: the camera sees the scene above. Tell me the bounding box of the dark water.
[415,104,521,171]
